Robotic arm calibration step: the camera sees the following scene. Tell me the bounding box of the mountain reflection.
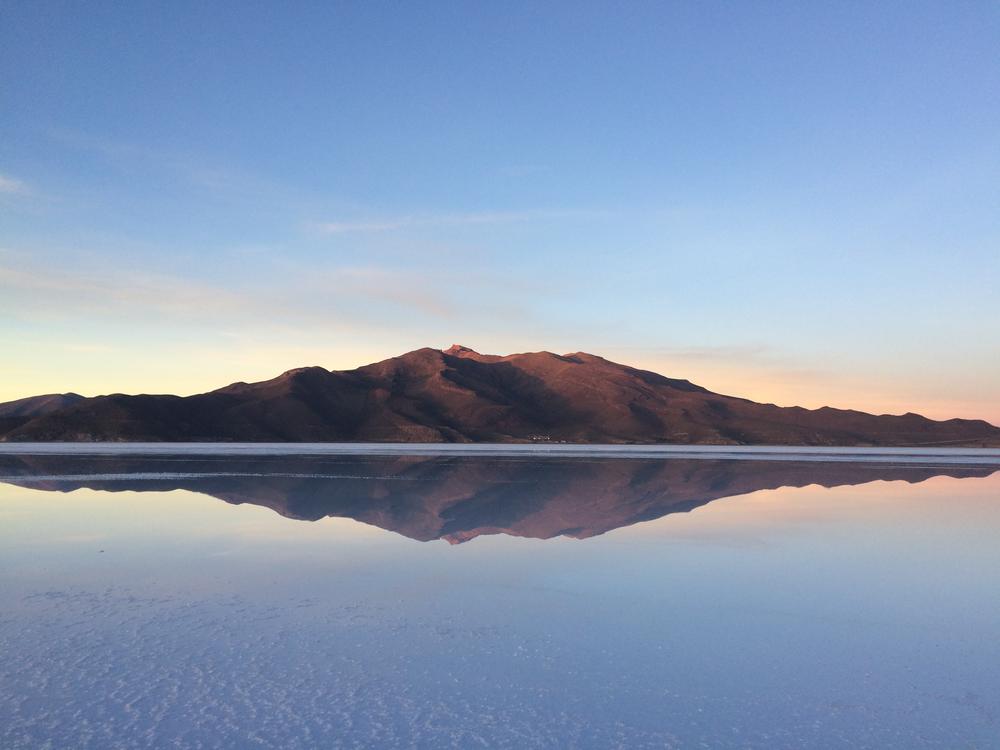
[0,453,996,543]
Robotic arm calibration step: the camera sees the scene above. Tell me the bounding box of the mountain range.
[1,345,998,446]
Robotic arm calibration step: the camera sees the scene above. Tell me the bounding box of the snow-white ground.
[1,442,999,464]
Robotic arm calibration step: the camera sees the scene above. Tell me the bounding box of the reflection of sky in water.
[1,465,999,749]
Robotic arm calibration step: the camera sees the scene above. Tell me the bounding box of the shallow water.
[1,449,998,749]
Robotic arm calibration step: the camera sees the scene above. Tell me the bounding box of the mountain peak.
[444,344,478,356]
[0,392,86,419]
[2,346,998,445]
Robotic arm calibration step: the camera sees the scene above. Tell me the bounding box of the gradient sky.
[2,1,998,423]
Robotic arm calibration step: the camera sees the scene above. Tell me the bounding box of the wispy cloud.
[46,128,312,206]
[303,266,457,317]
[0,173,31,195]
[0,248,505,329]
[314,208,605,234]
[0,259,253,320]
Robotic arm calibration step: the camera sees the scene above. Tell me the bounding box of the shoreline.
[1,442,999,465]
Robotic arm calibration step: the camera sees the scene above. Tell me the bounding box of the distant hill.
[0,392,86,436]
[0,392,85,418]
[1,346,997,446]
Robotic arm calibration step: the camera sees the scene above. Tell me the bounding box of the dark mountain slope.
[0,392,86,436]
[0,392,85,418]
[1,346,998,446]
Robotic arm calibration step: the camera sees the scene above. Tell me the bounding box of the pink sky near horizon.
[2,341,997,427]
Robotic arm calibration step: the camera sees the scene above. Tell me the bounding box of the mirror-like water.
[1,448,998,749]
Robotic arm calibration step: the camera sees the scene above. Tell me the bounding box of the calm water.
[1,448,999,749]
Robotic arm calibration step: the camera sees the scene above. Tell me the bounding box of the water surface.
[1,447,998,748]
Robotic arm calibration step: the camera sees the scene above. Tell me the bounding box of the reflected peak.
[1,453,996,543]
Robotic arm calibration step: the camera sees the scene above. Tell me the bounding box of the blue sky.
[2,1,998,422]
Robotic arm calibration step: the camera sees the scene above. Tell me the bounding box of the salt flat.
[0,442,998,464]
[3,465,999,749]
